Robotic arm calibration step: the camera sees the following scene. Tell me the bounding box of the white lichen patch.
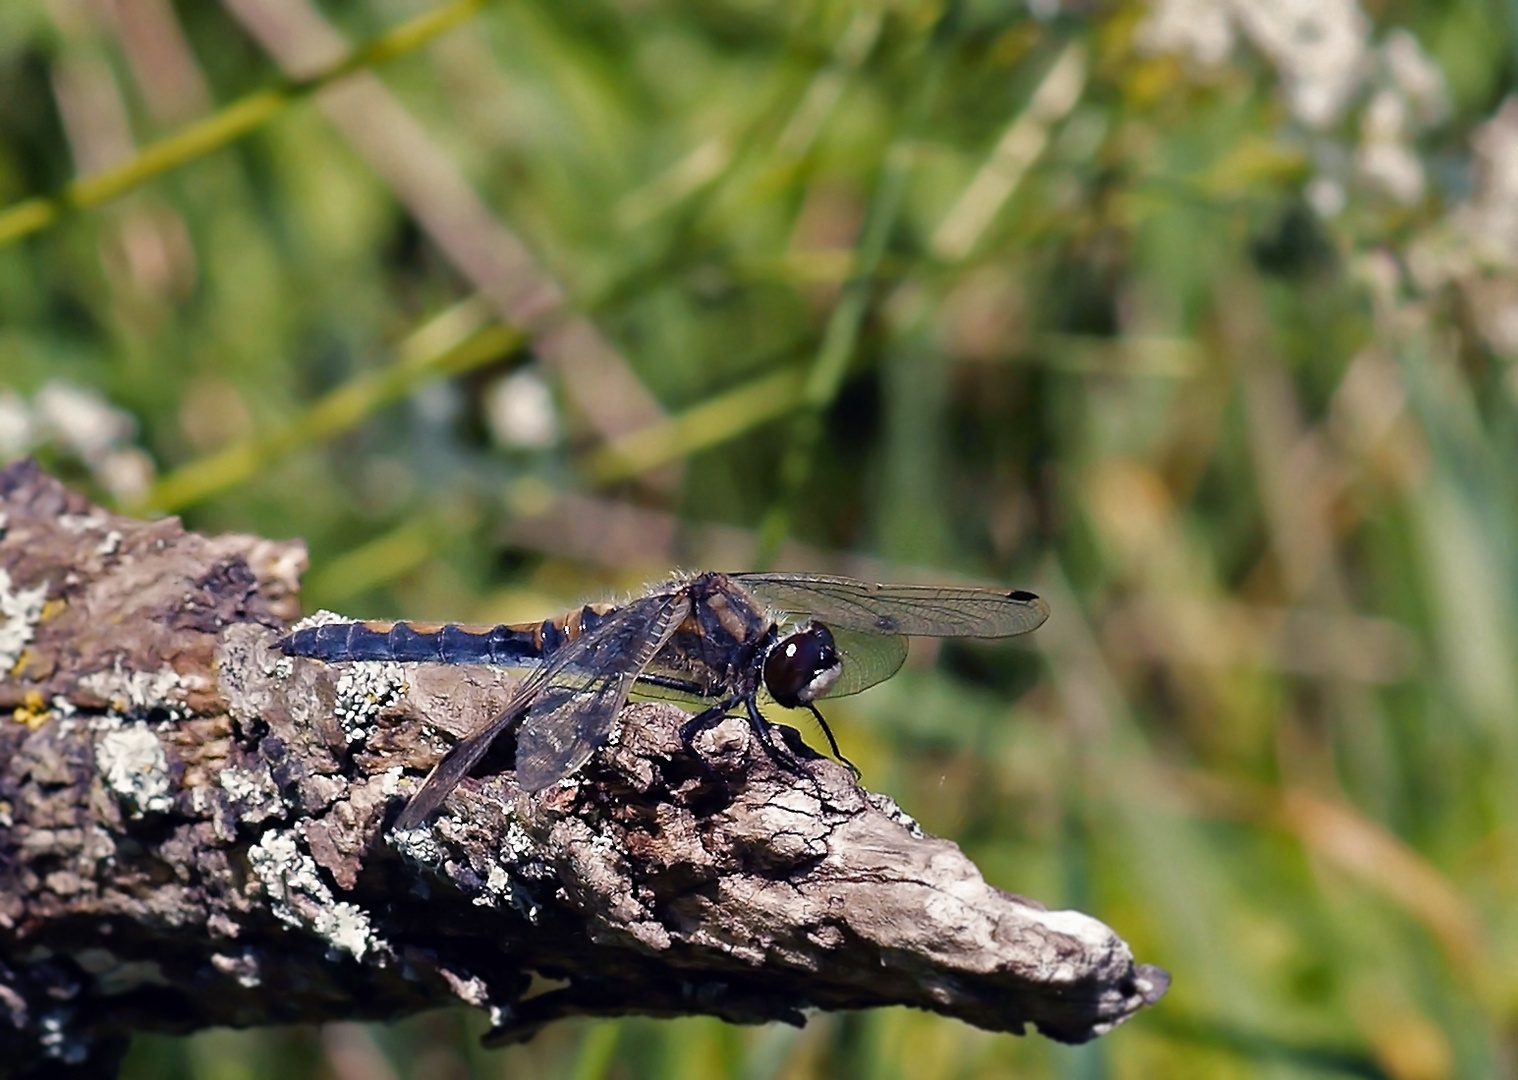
[63,711,122,736]
[321,904,378,959]
[332,663,405,745]
[470,855,542,923]
[438,967,491,1007]
[285,608,350,632]
[211,949,263,988]
[57,509,109,536]
[218,763,286,823]
[0,567,47,672]
[1025,906,1118,944]
[474,862,513,908]
[865,791,924,838]
[389,823,443,866]
[504,819,537,862]
[248,829,383,962]
[96,724,173,817]
[78,664,191,719]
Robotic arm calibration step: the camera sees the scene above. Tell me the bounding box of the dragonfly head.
[763,623,842,708]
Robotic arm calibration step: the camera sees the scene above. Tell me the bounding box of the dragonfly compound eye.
[763,624,843,708]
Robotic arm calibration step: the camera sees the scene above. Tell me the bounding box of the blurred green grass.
[4,0,1516,1076]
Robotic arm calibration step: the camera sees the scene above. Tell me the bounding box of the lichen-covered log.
[0,459,1168,1078]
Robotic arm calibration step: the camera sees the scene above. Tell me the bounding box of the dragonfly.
[278,572,1049,829]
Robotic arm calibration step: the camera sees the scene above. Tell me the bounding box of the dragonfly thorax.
[762,623,842,708]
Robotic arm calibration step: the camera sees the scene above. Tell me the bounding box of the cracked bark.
[0,460,1168,1078]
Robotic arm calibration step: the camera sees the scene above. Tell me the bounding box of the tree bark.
[0,460,1167,1077]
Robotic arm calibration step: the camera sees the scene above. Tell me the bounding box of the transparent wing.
[514,592,690,791]
[626,666,722,708]
[819,628,909,698]
[394,593,689,827]
[394,663,552,830]
[512,675,633,791]
[734,573,1049,638]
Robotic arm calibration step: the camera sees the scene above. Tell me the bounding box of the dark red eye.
[763,624,841,708]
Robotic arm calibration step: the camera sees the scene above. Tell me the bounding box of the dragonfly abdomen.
[278,620,544,665]
[277,601,623,667]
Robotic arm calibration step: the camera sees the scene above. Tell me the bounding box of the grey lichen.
[864,791,924,838]
[218,763,287,824]
[0,567,46,672]
[389,823,444,868]
[247,829,385,962]
[476,863,514,907]
[95,723,172,817]
[331,662,406,745]
[78,663,200,719]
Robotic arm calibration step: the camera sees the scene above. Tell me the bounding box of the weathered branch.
[0,460,1167,1077]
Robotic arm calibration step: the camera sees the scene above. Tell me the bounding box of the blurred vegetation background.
[3,0,1517,1075]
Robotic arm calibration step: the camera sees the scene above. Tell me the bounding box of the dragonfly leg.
[805,704,861,780]
[743,696,808,778]
[679,696,741,754]
[678,696,742,789]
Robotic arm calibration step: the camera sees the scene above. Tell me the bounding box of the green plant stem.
[302,516,447,605]
[583,367,806,485]
[0,0,493,248]
[140,313,520,514]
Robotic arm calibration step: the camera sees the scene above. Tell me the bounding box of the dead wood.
[0,459,1168,1078]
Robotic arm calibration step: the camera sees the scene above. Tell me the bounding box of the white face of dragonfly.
[762,623,843,708]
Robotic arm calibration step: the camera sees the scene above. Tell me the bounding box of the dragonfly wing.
[514,674,637,791]
[515,593,691,792]
[627,665,721,708]
[395,593,690,825]
[393,665,551,830]
[734,573,1049,638]
[819,628,909,698]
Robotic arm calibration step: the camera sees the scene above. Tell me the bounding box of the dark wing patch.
[734,573,1050,638]
[393,593,692,828]
[515,593,691,791]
